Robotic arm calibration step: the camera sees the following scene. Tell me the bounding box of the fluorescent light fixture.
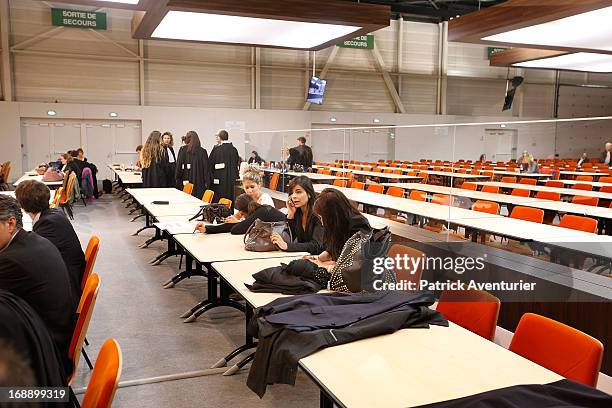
[98,0,139,4]
[373,118,381,123]
[330,117,337,122]
[47,110,57,116]
[500,124,507,128]
[514,53,612,73]
[152,11,361,49]
[109,112,118,118]
[483,6,612,52]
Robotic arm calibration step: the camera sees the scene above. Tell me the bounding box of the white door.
[113,122,142,166]
[21,121,52,172]
[311,128,349,163]
[52,122,83,156]
[484,129,518,162]
[85,123,114,180]
[349,128,393,162]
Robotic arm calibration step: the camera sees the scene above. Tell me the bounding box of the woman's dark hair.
[288,175,315,225]
[61,153,73,162]
[185,131,201,152]
[15,180,50,214]
[234,193,265,216]
[313,188,361,260]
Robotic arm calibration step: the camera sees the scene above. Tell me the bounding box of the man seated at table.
[0,195,76,375]
[15,180,86,300]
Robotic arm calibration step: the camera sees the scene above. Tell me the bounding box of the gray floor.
[69,193,319,407]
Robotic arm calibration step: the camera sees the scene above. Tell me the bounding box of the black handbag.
[189,203,233,224]
[329,227,396,293]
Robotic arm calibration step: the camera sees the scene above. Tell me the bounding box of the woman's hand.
[286,198,297,219]
[194,222,206,233]
[223,215,240,224]
[270,232,288,250]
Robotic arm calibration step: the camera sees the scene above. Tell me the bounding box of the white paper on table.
[153,221,197,233]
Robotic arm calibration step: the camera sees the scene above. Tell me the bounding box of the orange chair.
[1,161,10,184]
[417,172,429,182]
[50,187,64,209]
[576,175,593,182]
[182,183,194,195]
[409,190,426,201]
[535,191,560,201]
[481,185,499,194]
[482,171,494,180]
[436,290,500,341]
[600,186,612,193]
[81,236,100,292]
[350,181,365,190]
[559,214,597,233]
[510,206,544,223]
[511,188,530,197]
[573,183,593,191]
[519,178,537,185]
[545,180,564,188]
[472,200,499,215]
[509,313,603,387]
[269,173,280,190]
[316,168,324,174]
[218,198,232,208]
[387,244,424,287]
[367,184,384,194]
[333,179,349,188]
[386,186,405,198]
[67,274,100,385]
[598,176,612,183]
[461,182,477,191]
[81,338,123,408]
[431,194,452,206]
[571,196,599,207]
[501,176,517,183]
[202,189,214,204]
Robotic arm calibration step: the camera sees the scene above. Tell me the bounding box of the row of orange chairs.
[182,183,232,207]
[390,244,603,387]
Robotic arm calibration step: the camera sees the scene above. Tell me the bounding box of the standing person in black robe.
[208,129,240,205]
[141,130,167,188]
[175,131,211,199]
[161,132,177,189]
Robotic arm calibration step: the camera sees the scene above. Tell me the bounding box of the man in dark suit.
[0,195,76,374]
[15,180,86,301]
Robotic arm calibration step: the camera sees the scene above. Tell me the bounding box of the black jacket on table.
[175,146,211,199]
[0,229,76,376]
[285,212,324,254]
[246,291,447,397]
[0,290,68,394]
[33,208,86,301]
[205,205,285,235]
[414,379,612,408]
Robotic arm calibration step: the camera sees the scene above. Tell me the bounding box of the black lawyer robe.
[175,146,211,199]
[0,290,68,393]
[208,142,240,205]
[163,146,177,189]
[142,155,166,188]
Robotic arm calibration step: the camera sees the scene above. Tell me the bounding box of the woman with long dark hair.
[175,130,211,198]
[141,130,166,188]
[161,131,176,188]
[311,188,371,263]
[270,176,324,254]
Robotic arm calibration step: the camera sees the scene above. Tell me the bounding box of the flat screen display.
[307,76,327,105]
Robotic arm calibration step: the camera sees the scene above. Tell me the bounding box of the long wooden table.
[380,182,612,221]
[13,172,63,188]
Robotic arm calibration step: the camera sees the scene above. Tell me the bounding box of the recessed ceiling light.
[98,0,139,4]
[513,52,612,73]
[47,110,57,116]
[483,6,612,52]
[109,112,118,118]
[373,118,381,123]
[330,117,337,122]
[152,11,362,50]
[500,124,507,128]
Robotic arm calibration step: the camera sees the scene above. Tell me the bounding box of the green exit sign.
[52,8,107,30]
[337,34,374,49]
[487,47,510,59]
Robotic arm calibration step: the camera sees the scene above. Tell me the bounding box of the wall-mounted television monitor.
[307,76,327,105]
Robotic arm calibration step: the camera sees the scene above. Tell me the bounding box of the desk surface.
[560,171,606,177]
[128,188,204,205]
[13,173,63,187]
[174,233,308,263]
[299,322,562,408]
[262,168,347,181]
[538,179,612,188]
[380,182,612,220]
[473,181,612,200]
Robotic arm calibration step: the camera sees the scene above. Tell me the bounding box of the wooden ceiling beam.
[490,48,570,67]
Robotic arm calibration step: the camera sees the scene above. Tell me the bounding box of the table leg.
[184,267,245,322]
[320,391,334,408]
[163,254,205,289]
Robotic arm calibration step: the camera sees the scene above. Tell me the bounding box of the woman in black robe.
[141,130,166,188]
[161,132,177,189]
[175,131,211,199]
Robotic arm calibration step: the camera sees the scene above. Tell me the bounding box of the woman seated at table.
[270,176,324,254]
[242,166,274,206]
[306,188,371,269]
[195,193,284,235]
[59,153,79,176]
